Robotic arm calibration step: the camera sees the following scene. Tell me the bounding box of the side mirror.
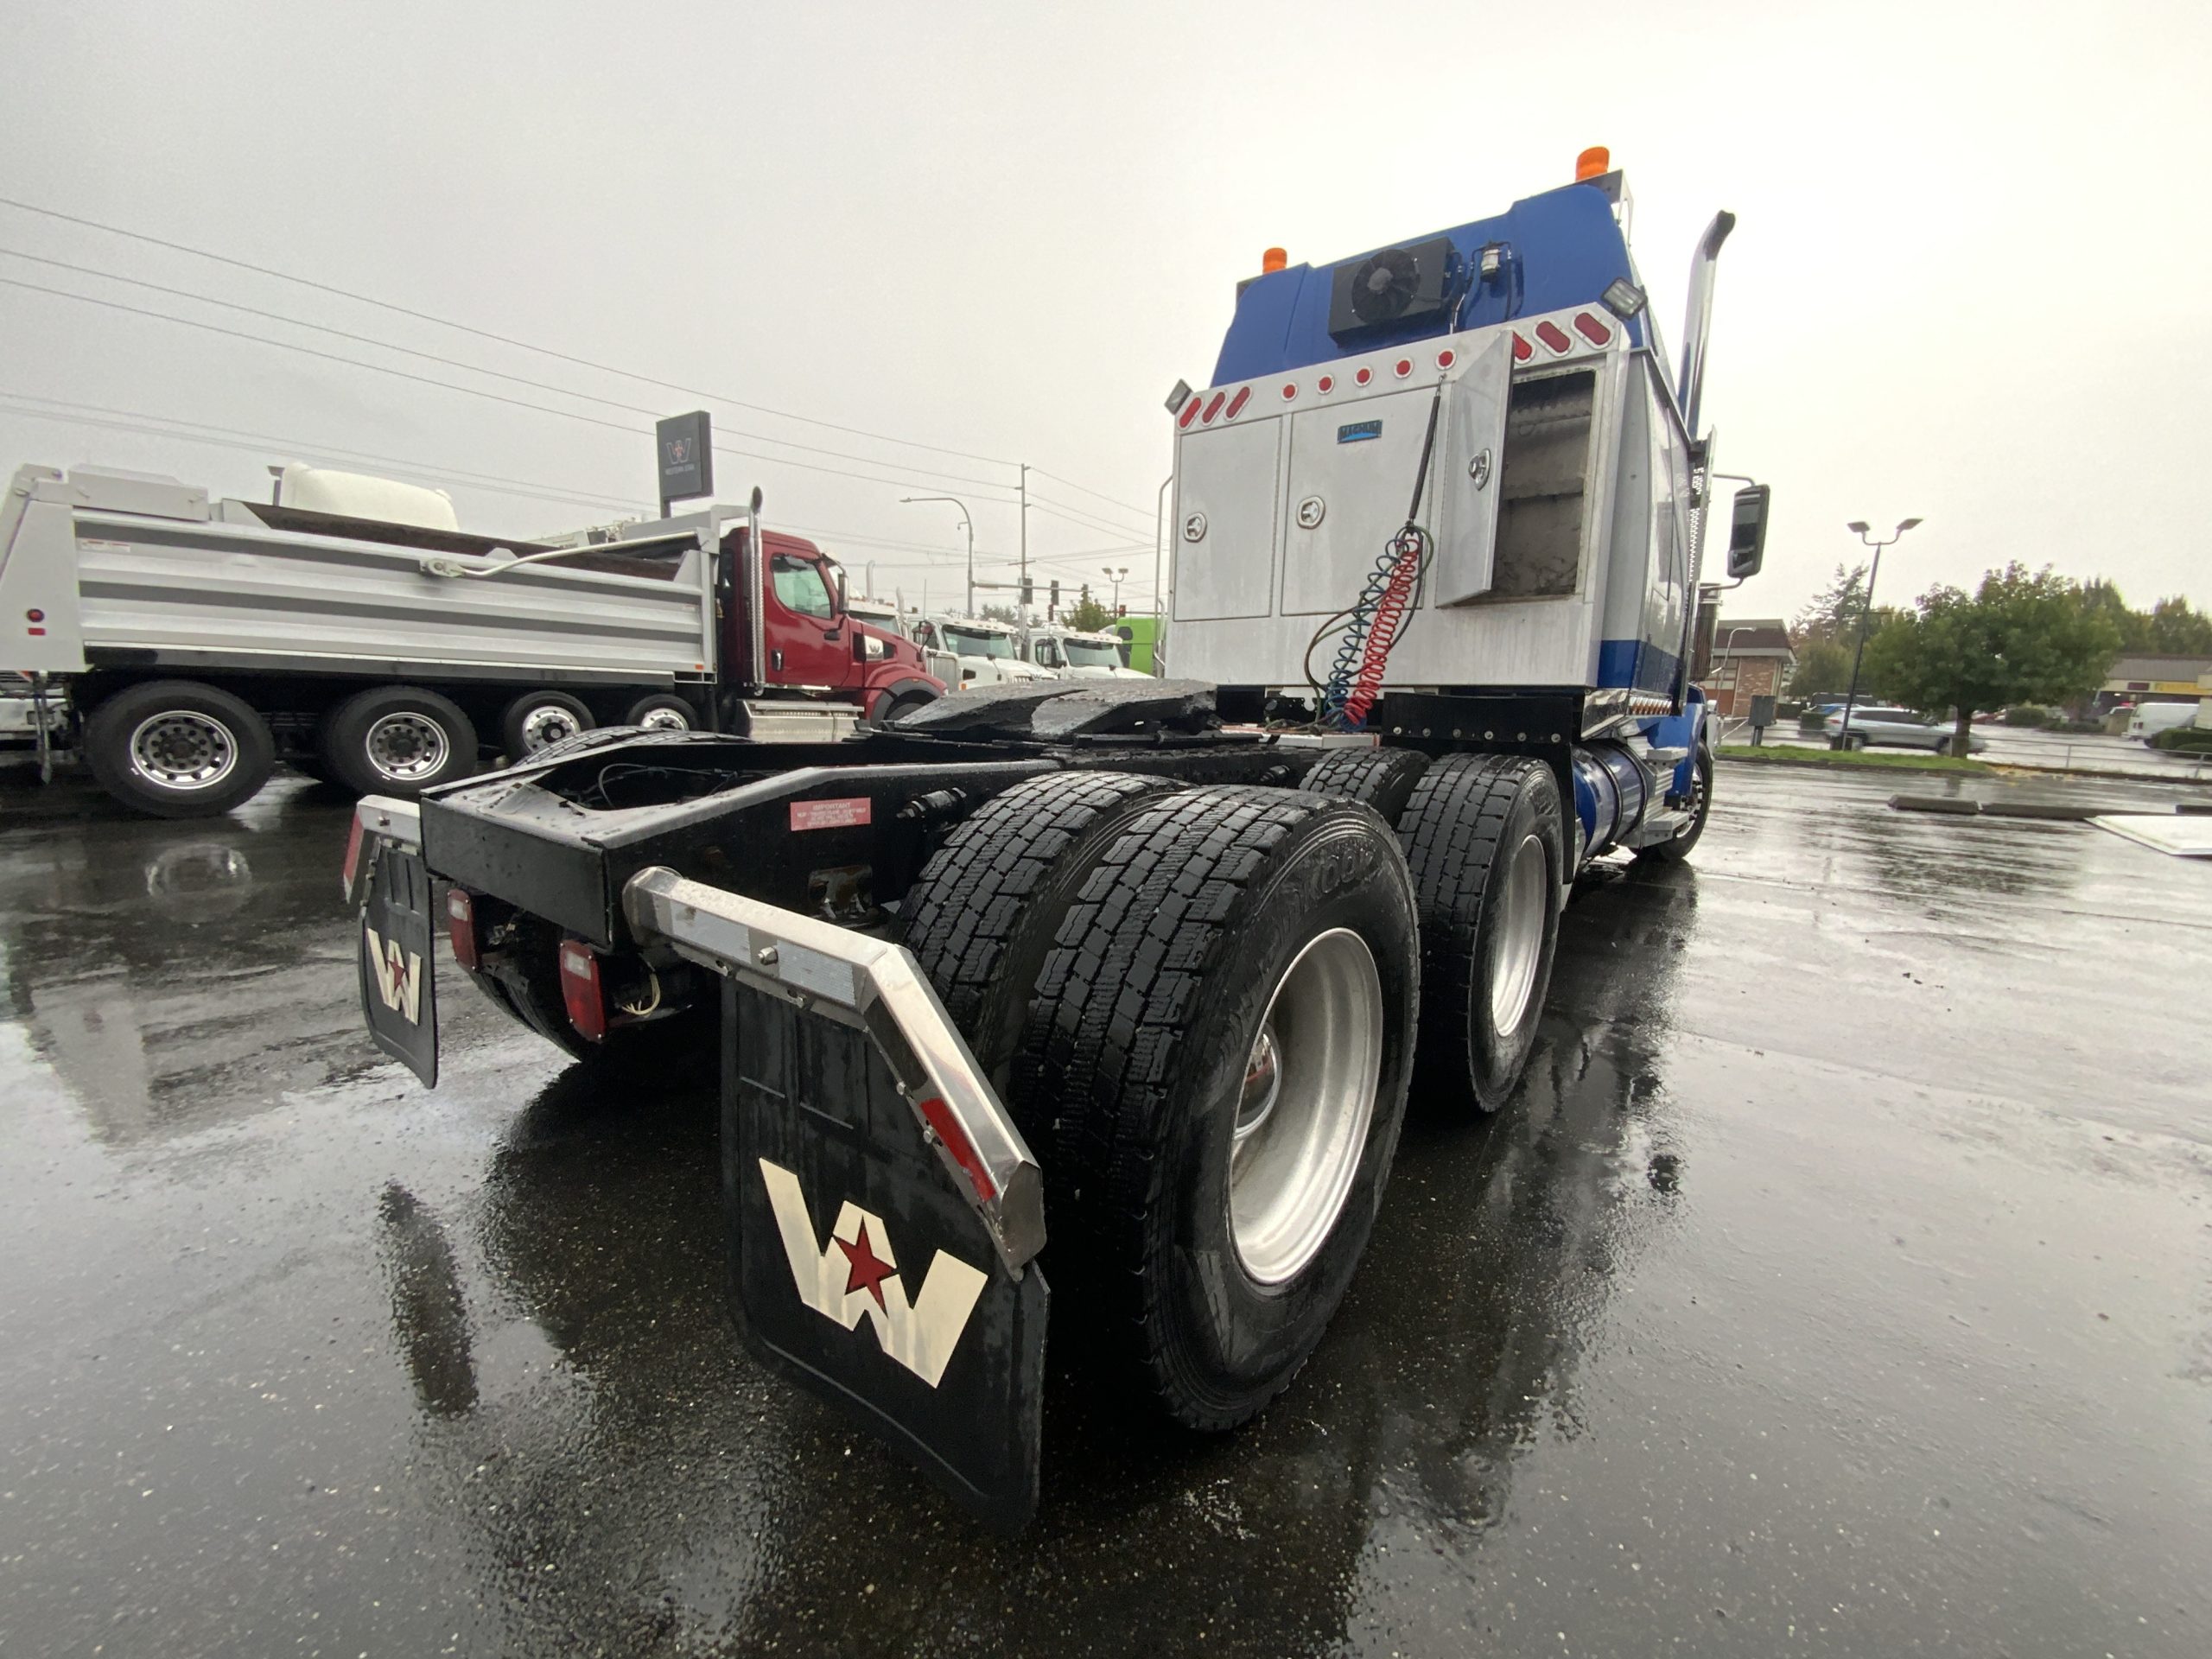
[1727,484,1770,581]
[834,569,849,613]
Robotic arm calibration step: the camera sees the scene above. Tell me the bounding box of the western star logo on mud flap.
[364,926,423,1024]
[757,1159,987,1389]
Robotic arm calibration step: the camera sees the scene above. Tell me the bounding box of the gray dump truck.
[0,464,942,816]
[346,154,1770,1529]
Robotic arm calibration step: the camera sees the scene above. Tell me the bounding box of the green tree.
[1862,563,2120,755]
[1795,563,1869,643]
[979,601,1020,625]
[1065,590,1112,632]
[1786,638,1853,701]
[2143,595,2212,655]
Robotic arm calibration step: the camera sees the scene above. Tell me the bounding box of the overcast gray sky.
[4,0,2207,625]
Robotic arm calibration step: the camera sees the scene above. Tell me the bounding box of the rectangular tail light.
[557,939,607,1042]
[446,888,480,971]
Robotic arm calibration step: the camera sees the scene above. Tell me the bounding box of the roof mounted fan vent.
[1327,236,1459,340]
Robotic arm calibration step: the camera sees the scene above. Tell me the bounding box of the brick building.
[1703,619,1795,717]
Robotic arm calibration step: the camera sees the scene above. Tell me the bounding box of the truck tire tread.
[1296,747,1432,826]
[1013,785,1418,1429]
[901,770,1173,1098]
[1395,753,1564,1112]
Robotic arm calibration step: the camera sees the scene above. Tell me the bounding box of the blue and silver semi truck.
[346,151,1770,1530]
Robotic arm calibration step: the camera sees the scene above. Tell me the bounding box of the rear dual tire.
[904,778,1419,1429]
[1396,753,1566,1114]
[320,686,479,798]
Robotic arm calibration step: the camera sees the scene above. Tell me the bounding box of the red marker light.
[558,939,608,1042]
[1354,367,1372,386]
[1535,321,1573,354]
[446,887,480,971]
[24,608,42,622]
[1280,382,1297,401]
[1394,358,1414,378]
[1511,332,1533,363]
[1178,395,1202,430]
[1224,386,1252,419]
[1317,374,1334,393]
[1436,349,1456,369]
[1201,391,1226,423]
[1573,311,1612,346]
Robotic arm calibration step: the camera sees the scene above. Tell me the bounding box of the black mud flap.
[722,979,1047,1531]
[359,842,437,1086]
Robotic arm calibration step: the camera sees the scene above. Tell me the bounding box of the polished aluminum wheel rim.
[365,712,448,782]
[1230,926,1384,1285]
[517,704,582,750]
[636,706,691,731]
[1488,833,1548,1033]
[128,710,238,791]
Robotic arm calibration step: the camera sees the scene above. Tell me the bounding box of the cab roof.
[1211,177,1643,385]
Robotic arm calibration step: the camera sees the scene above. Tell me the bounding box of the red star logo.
[836,1221,899,1309]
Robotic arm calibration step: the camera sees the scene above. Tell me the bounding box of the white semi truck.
[908,613,1052,689]
[1022,623,1148,679]
[346,151,1768,1529]
[0,463,944,816]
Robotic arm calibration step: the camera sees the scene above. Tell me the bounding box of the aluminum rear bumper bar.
[622,866,1046,1273]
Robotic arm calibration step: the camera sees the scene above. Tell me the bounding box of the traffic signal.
[1049,579,1059,607]
[1020,577,1034,606]
[1116,603,1127,617]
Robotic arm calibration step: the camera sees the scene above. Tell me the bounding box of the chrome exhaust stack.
[1674,211,1737,441]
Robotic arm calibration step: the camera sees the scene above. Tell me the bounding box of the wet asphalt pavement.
[2,762,2208,1657]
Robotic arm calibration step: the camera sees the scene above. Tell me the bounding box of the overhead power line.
[0,276,1032,504]
[0,246,1020,493]
[0,193,1019,469]
[1026,466,1160,524]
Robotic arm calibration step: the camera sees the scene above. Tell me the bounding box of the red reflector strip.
[1224,386,1251,419]
[340,811,365,899]
[1201,391,1226,423]
[558,940,607,1042]
[1511,332,1532,363]
[917,1096,998,1203]
[1535,321,1573,354]
[790,796,871,831]
[446,887,479,971]
[1573,311,1612,346]
[1178,395,1202,430]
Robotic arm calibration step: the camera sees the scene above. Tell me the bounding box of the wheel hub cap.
[1487,833,1548,1033]
[128,710,238,791]
[1229,927,1385,1285]
[518,706,582,750]
[365,713,448,782]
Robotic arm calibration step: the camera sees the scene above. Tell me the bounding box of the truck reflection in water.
[0,790,372,1147]
[368,859,1701,1654]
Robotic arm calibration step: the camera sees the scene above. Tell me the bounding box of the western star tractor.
[345,151,1770,1530]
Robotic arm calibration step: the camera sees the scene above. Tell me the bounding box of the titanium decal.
[364,926,423,1024]
[758,1158,987,1389]
[1336,420,1382,444]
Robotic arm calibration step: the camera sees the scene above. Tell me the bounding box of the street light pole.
[899,495,975,616]
[1836,517,1923,748]
[1103,565,1128,613]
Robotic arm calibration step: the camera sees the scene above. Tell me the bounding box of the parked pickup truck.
[0,465,943,817]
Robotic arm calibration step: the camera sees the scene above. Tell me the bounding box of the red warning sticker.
[789,797,872,832]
